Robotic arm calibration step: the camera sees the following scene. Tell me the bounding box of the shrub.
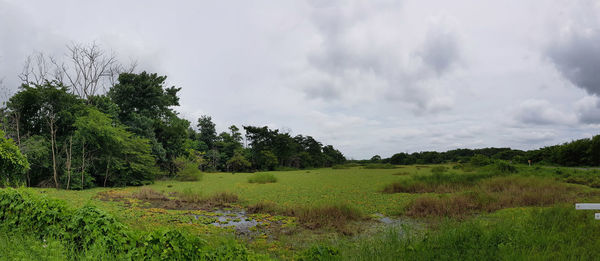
[175,161,203,182]
[470,154,491,166]
[0,188,262,260]
[495,161,518,173]
[248,172,278,184]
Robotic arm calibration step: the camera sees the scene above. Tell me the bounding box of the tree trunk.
[66,136,72,190]
[81,138,85,189]
[104,156,111,187]
[50,117,58,189]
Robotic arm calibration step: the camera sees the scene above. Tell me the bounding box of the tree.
[197,115,217,150]
[20,135,50,186]
[7,82,84,188]
[20,43,135,100]
[370,155,382,163]
[109,71,187,174]
[227,150,251,173]
[0,130,29,186]
[258,150,278,171]
[73,108,157,187]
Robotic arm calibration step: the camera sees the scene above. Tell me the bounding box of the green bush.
[175,161,203,182]
[248,172,278,184]
[0,188,263,260]
[495,161,518,173]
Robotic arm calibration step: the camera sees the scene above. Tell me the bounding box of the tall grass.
[404,176,582,218]
[340,206,600,260]
[248,172,278,184]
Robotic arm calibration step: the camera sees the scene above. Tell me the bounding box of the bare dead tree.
[19,43,136,100]
[19,52,58,86]
[57,42,119,100]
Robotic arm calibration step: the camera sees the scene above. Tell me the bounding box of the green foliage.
[0,188,263,260]
[258,150,278,171]
[74,108,158,187]
[0,130,29,186]
[248,172,278,184]
[470,154,491,166]
[174,157,203,182]
[495,161,518,173]
[227,151,251,173]
[342,207,600,260]
[297,245,340,261]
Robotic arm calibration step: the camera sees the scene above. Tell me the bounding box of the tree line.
[367,135,600,167]
[0,43,345,188]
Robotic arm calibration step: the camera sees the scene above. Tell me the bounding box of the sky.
[1,0,600,159]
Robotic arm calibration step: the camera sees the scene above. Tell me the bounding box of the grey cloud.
[513,99,576,125]
[418,25,460,75]
[546,29,600,95]
[302,1,461,114]
[576,96,600,124]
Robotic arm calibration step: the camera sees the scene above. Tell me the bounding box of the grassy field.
[4,163,600,260]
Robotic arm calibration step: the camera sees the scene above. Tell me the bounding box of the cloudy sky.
[1,0,600,159]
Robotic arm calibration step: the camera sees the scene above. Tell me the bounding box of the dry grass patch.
[405,176,583,218]
[131,188,169,201]
[290,205,364,232]
[246,201,364,233]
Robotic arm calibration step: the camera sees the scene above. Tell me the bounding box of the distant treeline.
[0,44,345,189]
[361,135,600,167]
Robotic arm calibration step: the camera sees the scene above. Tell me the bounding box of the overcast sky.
[1,0,600,159]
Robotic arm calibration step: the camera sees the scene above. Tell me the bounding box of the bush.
[470,154,491,166]
[248,172,278,184]
[0,188,262,260]
[495,161,518,173]
[175,161,203,182]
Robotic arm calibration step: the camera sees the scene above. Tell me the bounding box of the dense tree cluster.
[370,135,600,167]
[0,45,345,188]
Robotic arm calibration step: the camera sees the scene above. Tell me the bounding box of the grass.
[404,176,584,218]
[248,172,278,184]
[16,164,600,259]
[338,206,600,260]
[363,163,397,169]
